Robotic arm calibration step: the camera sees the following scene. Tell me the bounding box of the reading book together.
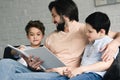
[7,44,65,70]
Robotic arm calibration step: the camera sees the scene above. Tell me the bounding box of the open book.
[7,44,65,70]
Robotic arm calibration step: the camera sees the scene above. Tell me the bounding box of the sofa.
[3,46,120,80]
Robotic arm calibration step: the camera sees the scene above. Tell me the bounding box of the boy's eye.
[37,34,41,36]
[52,14,57,18]
[88,30,92,33]
[30,34,34,36]
[89,31,92,33]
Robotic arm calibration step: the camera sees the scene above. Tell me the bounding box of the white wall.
[77,0,120,31]
[0,0,120,58]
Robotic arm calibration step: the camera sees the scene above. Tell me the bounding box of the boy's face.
[51,7,64,26]
[86,24,100,42]
[27,27,43,47]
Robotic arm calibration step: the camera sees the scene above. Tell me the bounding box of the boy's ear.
[26,34,29,39]
[42,35,44,39]
[100,29,105,34]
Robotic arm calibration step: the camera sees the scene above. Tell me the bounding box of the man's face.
[51,7,64,26]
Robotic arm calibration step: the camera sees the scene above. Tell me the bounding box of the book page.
[24,46,65,69]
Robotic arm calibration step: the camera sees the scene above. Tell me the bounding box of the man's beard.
[56,15,65,32]
[56,22,65,32]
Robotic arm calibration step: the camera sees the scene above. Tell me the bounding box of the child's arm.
[80,59,114,72]
[68,58,114,78]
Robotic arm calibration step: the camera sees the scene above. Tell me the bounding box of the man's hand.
[100,40,119,61]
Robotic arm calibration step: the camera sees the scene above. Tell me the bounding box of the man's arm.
[101,31,120,61]
[108,31,120,45]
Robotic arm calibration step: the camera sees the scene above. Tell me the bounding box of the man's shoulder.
[46,30,60,39]
[78,22,86,29]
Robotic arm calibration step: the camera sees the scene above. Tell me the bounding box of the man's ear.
[63,15,69,22]
[62,15,66,20]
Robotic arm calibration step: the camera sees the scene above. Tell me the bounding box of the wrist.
[78,66,86,73]
[112,39,120,47]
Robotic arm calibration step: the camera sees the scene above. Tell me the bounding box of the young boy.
[11,20,45,67]
[51,12,119,80]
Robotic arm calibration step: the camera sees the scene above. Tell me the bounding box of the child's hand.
[63,67,72,77]
[23,55,43,71]
[63,67,84,78]
[18,45,26,50]
[70,67,84,78]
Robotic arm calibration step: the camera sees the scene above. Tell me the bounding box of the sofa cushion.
[103,47,120,80]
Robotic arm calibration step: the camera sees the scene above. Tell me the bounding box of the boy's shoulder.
[86,36,113,49]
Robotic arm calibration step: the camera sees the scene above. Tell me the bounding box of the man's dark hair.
[25,20,45,35]
[48,0,79,31]
[85,12,110,35]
